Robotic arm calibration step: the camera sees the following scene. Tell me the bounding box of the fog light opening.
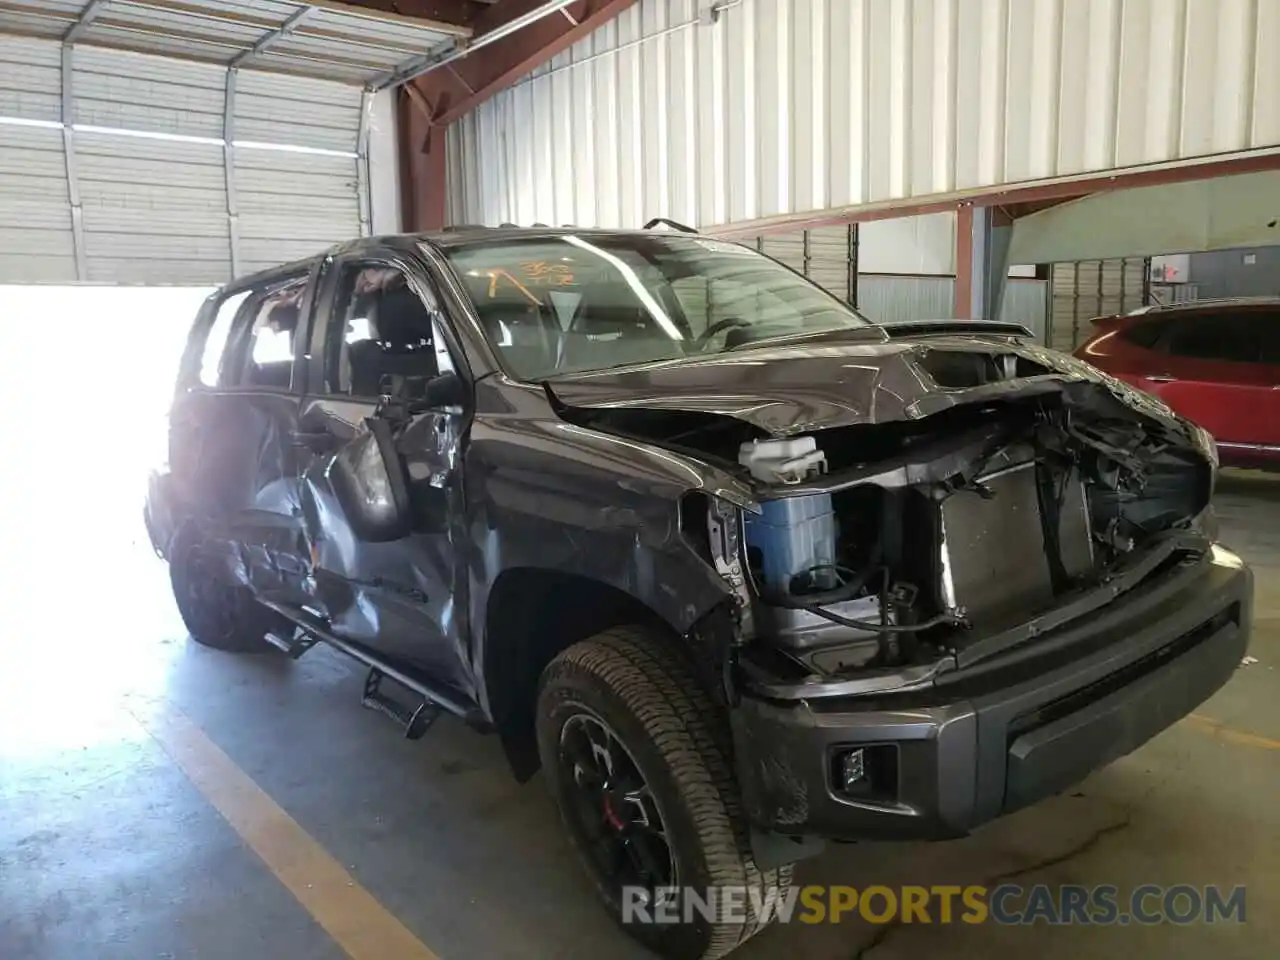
[832,744,899,801]
[840,748,866,791]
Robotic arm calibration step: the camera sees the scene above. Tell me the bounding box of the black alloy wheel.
[537,626,793,960]
[558,710,678,910]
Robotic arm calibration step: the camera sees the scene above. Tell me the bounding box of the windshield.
[435,234,873,380]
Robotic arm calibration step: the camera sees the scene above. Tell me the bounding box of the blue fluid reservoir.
[744,493,838,598]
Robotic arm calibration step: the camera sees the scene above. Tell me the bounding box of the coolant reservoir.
[739,437,837,597]
[738,437,827,484]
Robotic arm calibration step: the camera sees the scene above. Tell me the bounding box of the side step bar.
[258,598,487,729]
[362,668,438,740]
[263,629,318,659]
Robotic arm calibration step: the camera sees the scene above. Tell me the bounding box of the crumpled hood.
[544,335,1183,437]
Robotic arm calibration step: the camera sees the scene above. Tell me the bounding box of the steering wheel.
[693,316,751,351]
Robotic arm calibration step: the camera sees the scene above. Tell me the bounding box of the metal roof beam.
[65,0,110,42]
[371,0,587,91]
[390,0,636,114]
[397,0,639,231]
[230,6,313,68]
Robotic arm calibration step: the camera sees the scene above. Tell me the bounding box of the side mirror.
[408,371,465,412]
[328,418,412,542]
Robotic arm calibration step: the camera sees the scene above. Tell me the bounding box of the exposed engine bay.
[549,343,1217,684]
[735,391,1212,682]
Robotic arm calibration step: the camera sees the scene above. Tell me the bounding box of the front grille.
[1006,603,1239,740]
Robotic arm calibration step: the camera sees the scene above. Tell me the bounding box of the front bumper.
[732,545,1252,841]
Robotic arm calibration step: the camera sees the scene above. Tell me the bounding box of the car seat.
[248,301,297,388]
[348,284,440,397]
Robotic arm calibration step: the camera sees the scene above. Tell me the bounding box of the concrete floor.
[2,470,1277,960]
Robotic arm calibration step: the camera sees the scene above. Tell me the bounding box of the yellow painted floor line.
[1185,713,1280,751]
[124,697,440,960]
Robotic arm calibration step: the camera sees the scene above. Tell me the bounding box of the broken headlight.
[1188,421,1219,473]
[1187,420,1220,508]
[702,496,754,640]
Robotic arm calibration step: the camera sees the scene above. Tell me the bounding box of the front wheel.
[537,626,791,960]
[168,527,289,653]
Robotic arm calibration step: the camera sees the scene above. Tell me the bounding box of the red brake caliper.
[602,794,625,831]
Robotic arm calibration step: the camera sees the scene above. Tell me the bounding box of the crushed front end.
[548,338,1253,848]
[713,375,1251,843]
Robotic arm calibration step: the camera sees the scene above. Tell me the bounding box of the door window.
[1161,314,1259,364]
[199,290,251,386]
[235,277,309,389]
[1248,311,1280,366]
[323,262,453,399]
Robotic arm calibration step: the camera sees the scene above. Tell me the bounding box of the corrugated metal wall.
[859,276,1049,341]
[447,0,1280,232]
[0,37,73,281]
[232,70,365,276]
[746,221,1049,341]
[0,37,365,284]
[757,225,859,302]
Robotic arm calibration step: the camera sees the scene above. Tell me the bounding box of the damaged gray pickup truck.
[146,227,1252,960]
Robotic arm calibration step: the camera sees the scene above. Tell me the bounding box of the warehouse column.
[954,204,1012,321]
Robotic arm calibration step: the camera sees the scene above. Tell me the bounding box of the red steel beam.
[953,205,974,319]
[398,84,449,232]
[399,0,638,230]
[412,0,637,127]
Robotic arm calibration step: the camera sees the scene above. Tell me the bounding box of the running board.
[264,629,318,659]
[362,668,439,740]
[258,598,486,729]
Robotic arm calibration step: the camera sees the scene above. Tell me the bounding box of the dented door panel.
[295,396,472,693]
[169,387,312,604]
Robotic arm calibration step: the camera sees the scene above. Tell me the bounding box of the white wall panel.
[1009,170,1280,263]
[448,0,1280,232]
[367,88,400,234]
[857,212,957,275]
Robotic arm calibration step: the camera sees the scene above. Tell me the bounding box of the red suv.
[1075,298,1280,467]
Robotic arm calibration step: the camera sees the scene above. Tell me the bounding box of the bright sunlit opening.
[0,284,214,756]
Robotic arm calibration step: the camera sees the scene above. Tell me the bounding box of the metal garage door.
[1049,258,1148,353]
[757,225,859,304]
[0,0,465,285]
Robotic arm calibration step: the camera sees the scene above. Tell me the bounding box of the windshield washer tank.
[739,437,837,598]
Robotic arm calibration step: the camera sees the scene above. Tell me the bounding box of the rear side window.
[199,290,250,386]
[1161,314,1260,364]
[1118,318,1164,349]
[205,273,311,389]
[236,276,309,389]
[1257,316,1280,365]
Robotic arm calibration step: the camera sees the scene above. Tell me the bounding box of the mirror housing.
[328,418,412,542]
[407,370,465,412]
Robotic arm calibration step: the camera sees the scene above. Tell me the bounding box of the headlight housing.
[691,493,756,640]
[1188,421,1219,473]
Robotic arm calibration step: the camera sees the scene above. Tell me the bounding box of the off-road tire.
[168,526,290,653]
[537,625,793,960]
